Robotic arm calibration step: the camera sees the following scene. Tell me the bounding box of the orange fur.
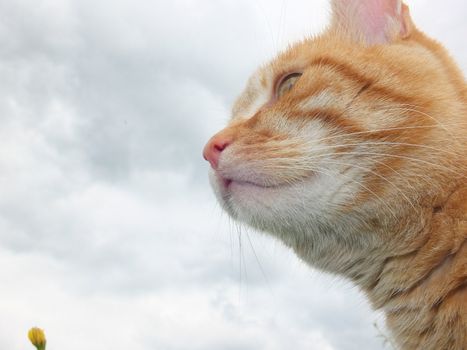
[204,1,466,348]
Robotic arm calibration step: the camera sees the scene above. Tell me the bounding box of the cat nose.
[203,133,232,169]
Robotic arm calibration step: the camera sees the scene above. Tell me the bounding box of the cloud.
[0,0,464,349]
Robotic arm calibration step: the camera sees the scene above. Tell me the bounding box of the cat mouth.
[223,178,279,189]
[213,172,302,192]
[210,172,265,191]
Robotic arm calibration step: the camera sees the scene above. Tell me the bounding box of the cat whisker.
[375,104,458,140]
[319,159,418,211]
[257,161,400,218]
[330,151,466,178]
[260,149,444,203]
[303,165,400,220]
[275,150,466,178]
[233,219,247,296]
[283,159,418,212]
[252,0,277,52]
[301,141,464,157]
[307,122,467,144]
[244,228,275,296]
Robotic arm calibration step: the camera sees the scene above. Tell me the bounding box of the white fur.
[232,66,274,120]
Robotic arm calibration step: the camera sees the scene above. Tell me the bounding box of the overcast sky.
[0,1,465,349]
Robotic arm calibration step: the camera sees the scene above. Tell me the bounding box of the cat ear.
[330,0,413,45]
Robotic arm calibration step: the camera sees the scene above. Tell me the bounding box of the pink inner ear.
[367,0,399,33]
[335,0,404,44]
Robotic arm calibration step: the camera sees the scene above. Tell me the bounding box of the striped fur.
[205,1,466,348]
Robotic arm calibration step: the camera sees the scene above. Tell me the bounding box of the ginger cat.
[203,0,466,349]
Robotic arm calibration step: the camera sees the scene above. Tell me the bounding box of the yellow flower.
[28,327,46,350]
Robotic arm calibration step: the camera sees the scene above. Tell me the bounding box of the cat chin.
[209,170,290,218]
[209,168,349,232]
[209,168,387,272]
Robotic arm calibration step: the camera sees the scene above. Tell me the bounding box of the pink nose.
[203,133,231,169]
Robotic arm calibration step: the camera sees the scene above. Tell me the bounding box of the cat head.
[203,0,466,268]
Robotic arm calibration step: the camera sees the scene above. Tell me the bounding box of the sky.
[0,1,465,349]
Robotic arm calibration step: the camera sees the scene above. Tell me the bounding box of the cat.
[203,0,466,349]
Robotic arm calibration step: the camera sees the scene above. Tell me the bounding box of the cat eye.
[276,72,302,99]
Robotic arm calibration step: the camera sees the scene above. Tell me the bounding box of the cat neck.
[363,184,467,349]
[289,183,466,348]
